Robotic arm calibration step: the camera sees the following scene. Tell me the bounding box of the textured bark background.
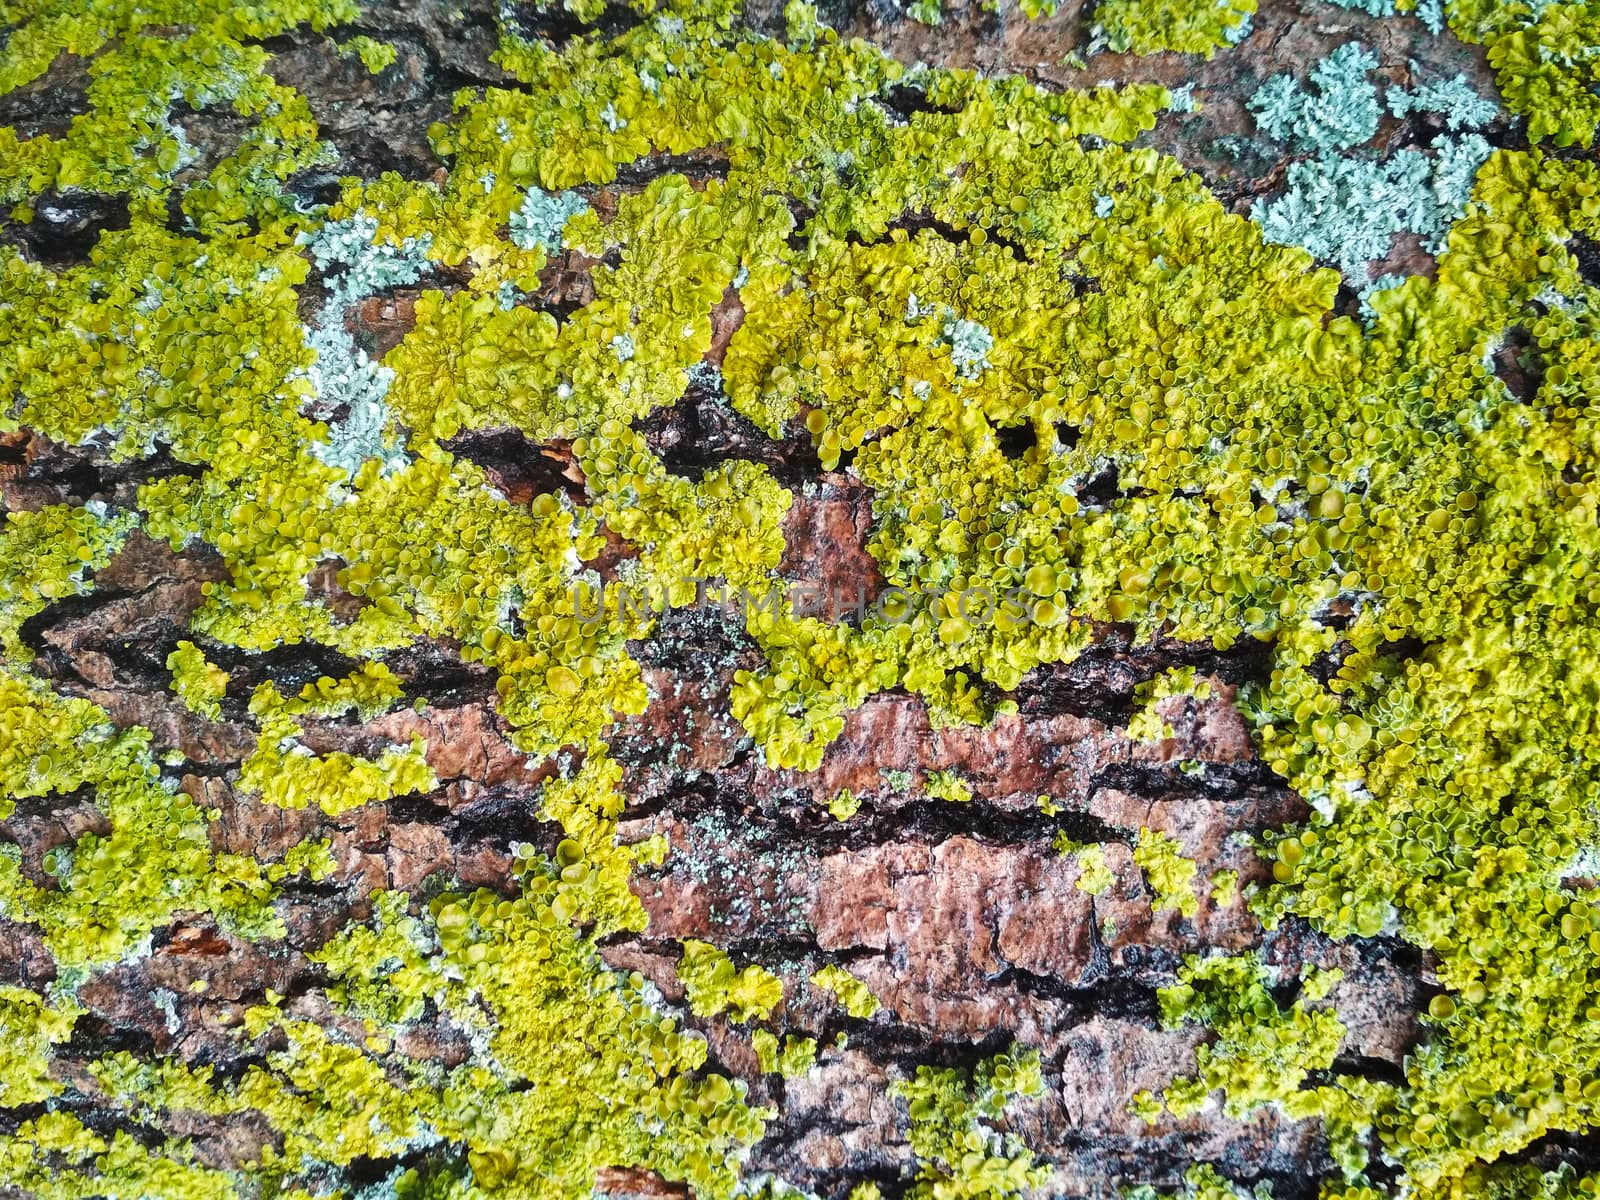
[0,0,1571,1195]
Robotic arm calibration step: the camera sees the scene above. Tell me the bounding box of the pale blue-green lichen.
[1249,43,1382,152]
[1254,138,1493,277]
[1248,44,1497,277]
[1388,71,1500,130]
[508,187,590,254]
[299,212,433,477]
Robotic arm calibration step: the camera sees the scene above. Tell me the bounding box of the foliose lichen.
[2,0,1600,1193]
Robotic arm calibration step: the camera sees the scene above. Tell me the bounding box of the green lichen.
[1094,0,1256,57]
[0,0,356,233]
[1209,869,1239,907]
[827,787,862,820]
[165,640,228,719]
[1331,0,1597,146]
[1127,666,1214,743]
[1054,836,1115,895]
[269,837,338,883]
[0,669,281,970]
[535,753,667,934]
[1451,1,1600,146]
[891,1048,1050,1200]
[753,1029,818,1078]
[239,679,436,816]
[810,963,880,1019]
[0,504,133,660]
[1128,1163,1274,1200]
[0,987,77,1106]
[923,769,974,803]
[3,0,1600,1193]
[0,1110,244,1200]
[1133,828,1201,918]
[92,863,772,1197]
[899,0,1063,26]
[339,34,397,73]
[679,939,784,1023]
[1143,952,1381,1179]
[310,889,457,1026]
[287,659,408,719]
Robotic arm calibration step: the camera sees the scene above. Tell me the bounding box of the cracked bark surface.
[0,0,1561,1194]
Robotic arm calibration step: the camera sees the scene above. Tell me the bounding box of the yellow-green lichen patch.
[268,837,338,884]
[810,963,880,1019]
[1134,828,1201,918]
[679,939,784,1023]
[338,34,397,74]
[1449,0,1600,146]
[535,753,669,935]
[165,640,229,720]
[923,769,974,803]
[1129,1162,1279,1200]
[1140,952,1380,1179]
[310,889,461,1026]
[94,869,772,1198]
[2,0,1600,1192]
[753,1029,818,1078]
[0,503,133,661]
[1127,666,1215,743]
[239,680,436,816]
[0,1110,245,1200]
[1056,837,1115,895]
[1094,0,1256,57]
[892,1048,1050,1200]
[827,787,862,820]
[1208,868,1239,907]
[0,0,357,233]
[0,986,77,1106]
[286,659,406,719]
[0,670,281,971]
